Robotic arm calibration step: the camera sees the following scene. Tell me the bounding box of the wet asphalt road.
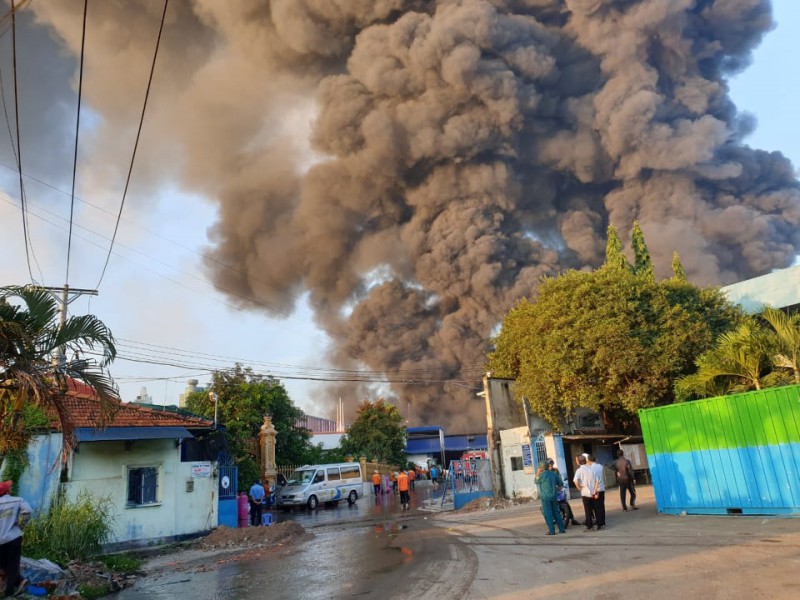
[109,481,475,600]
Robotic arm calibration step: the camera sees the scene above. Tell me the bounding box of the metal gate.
[217,452,238,528]
[534,432,548,467]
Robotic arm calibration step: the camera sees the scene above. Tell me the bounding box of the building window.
[510,456,524,471]
[128,467,159,506]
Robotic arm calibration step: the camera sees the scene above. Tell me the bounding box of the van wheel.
[347,490,358,505]
[307,495,319,510]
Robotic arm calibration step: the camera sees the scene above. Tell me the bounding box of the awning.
[561,434,629,442]
[76,427,194,442]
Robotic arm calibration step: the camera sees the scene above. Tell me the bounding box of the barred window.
[128,467,159,506]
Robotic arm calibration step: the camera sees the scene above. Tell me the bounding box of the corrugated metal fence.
[639,384,800,515]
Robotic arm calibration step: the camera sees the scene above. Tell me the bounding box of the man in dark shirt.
[613,450,638,511]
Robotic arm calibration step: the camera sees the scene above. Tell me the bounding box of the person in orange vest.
[408,467,416,491]
[372,470,382,496]
[398,470,410,511]
[391,471,398,493]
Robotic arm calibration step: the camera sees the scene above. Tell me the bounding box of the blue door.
[217,453,238,528]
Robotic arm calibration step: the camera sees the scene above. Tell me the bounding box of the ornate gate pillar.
[260,415,278,489]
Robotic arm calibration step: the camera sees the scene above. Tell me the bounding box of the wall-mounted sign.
[521,444,535,473]
[192,462,212,478]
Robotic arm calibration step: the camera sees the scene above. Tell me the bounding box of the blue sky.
[1,1,798,417]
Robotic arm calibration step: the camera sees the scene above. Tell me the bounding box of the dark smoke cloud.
[21,0,800,432]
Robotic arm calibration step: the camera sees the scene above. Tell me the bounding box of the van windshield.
[286,469,315,485]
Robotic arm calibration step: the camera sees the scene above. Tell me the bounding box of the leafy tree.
[674,318,777,399]
[671,252,687,282]
[761,306,800,383]
[339,399,406,466]
[488,229,740,431]
[604,225,628,271]
[631,221,654,281]
[0,285,117,464]
[185,365,314,487]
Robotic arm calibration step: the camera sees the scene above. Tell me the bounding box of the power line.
[66,0,89,285]
[10,0,34,283]
[95,0,168,289]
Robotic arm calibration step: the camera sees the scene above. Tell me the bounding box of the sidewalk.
[435,485,800,600]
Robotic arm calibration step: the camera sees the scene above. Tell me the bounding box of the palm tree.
[761,306,800,384]
[0,285,118,464]
[674,318,776,400]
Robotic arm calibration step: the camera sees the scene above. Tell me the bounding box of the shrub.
[100,554,142,574]
[23,490,116,564]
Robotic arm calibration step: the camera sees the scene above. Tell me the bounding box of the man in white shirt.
[573,455,599,531]
[0,480,32,596]
[587,455,606,529]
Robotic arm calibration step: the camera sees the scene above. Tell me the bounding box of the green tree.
[604,225,628,271]
[631,221,654,281]
[761,306,800,383]
[0,285,117,464]
[674,318,777,399]
[488,232,740,431]
[185,365,314,488]
[671,252,687,282]
[340,399,406,466]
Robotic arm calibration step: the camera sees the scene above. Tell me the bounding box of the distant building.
[178,379,205,408]
[404,426,488,468]
[301,399,349,452]
[721,264,800,313]
[134,386,152,404]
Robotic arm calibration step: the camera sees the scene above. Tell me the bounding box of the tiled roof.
[53,379,213,430]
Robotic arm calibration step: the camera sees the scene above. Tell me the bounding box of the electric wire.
[10,0,34,283]
[95,0,168,289]
[0,47,42,282]
[65,0,88,285]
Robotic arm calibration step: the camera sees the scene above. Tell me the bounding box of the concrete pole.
[482,373,506,498]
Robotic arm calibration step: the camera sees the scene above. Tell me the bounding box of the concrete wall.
[62,439,218,546]
[499,427,537,499]
[485,379,526,431]
[8,433,64,513]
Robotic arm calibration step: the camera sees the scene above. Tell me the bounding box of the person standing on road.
[587,455,606,529]
[548,459,580,527]
[248,480,265,527]
[408,467,416,491]
[613,449,638,511]
[0,480,32,597]
[430,465,438,484]
[535,461,567,535]
[398,470,410,511]
[573,455,599,531]
[372,470,382,496]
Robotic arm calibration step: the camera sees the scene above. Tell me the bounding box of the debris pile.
[458,495,534,513]
[194,522,306,551]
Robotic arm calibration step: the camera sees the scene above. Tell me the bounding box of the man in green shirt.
[535,460,566,535]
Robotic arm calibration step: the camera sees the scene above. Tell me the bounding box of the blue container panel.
[650,443,800,515]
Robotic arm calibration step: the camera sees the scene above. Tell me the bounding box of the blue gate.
[448,459,493,510]
[217,452,238,528]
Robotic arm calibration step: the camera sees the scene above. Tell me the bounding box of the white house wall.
[499,427,537,499]
[63,439,218,546]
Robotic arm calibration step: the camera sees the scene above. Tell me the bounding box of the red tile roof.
[54,379,213,430]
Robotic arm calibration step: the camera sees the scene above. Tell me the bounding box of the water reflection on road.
[270,479,445,528]
[110,481,451,600]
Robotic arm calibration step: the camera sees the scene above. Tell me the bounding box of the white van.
[275,462,363,510]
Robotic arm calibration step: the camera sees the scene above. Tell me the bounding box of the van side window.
[327,468,341,481]
[340,465,360,480]
[313,471,325,484]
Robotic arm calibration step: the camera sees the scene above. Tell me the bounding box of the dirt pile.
[194,522,306,551]
[458,496,534,513]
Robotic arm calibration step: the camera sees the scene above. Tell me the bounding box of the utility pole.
[36,285,98,368]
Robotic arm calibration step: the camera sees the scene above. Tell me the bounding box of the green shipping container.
[639,384,800,515]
